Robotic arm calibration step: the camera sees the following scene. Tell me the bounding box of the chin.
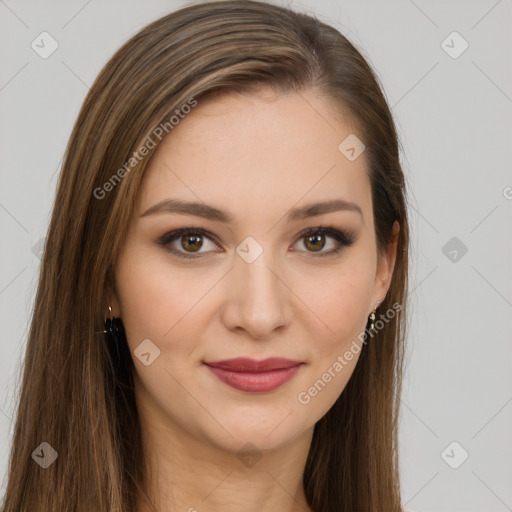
[200,403,310,453]
[208,427,301,458]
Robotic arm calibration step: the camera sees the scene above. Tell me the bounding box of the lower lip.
[205,364,302,392]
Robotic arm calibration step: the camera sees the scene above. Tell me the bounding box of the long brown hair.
[1,1,409,510]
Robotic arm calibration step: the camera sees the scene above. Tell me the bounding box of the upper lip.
[204,357,302,373]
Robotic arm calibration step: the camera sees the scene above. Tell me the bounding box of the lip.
[204,358,303,393]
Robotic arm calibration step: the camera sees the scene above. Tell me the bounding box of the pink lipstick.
[203,357,303,393]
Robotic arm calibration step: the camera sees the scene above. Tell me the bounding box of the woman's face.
[112,87,398,454]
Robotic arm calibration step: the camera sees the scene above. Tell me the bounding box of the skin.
[109,86,399,512]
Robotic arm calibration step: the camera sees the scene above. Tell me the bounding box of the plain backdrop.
[0,1,511,510]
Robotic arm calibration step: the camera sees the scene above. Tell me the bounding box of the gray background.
[1,1,511,510]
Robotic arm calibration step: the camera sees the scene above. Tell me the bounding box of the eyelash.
[158,225,356,259]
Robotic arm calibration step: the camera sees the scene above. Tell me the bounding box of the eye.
[158,227,220,259]
[158,225,356,259]
[292,226,356,257]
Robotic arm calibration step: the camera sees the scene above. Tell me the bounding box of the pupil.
[182,234,202,252]
[306,234,324,252]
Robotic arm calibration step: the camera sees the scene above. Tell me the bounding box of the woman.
[1,1,410,511]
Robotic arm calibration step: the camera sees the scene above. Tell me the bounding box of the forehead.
[136,88,371,223]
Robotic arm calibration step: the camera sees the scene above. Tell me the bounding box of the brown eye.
[158,226,355,260]
[158,227,220,259]
[303,233,326,252]
[293,227,355,257]
[180,234,204,253]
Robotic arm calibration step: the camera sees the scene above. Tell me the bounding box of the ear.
[372,220,400,307]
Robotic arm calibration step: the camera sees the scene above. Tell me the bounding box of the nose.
[220,252,293,340]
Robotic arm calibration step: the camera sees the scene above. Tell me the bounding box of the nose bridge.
[241,252,281,304]
[223,241,291,337]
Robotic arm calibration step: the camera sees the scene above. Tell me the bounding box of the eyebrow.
[140,198,363,223]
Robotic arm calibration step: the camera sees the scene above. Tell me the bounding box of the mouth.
[203,357,304,393]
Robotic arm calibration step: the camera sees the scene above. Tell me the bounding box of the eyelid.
[157,224,356,259]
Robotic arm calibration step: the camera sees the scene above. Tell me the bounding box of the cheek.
[294,265,372,414]
[114,246,221,358]
[114,247,185,349]
[301,254,374,358]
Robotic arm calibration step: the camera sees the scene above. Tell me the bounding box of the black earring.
[104,306,122,340]
[103,306,125,369]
